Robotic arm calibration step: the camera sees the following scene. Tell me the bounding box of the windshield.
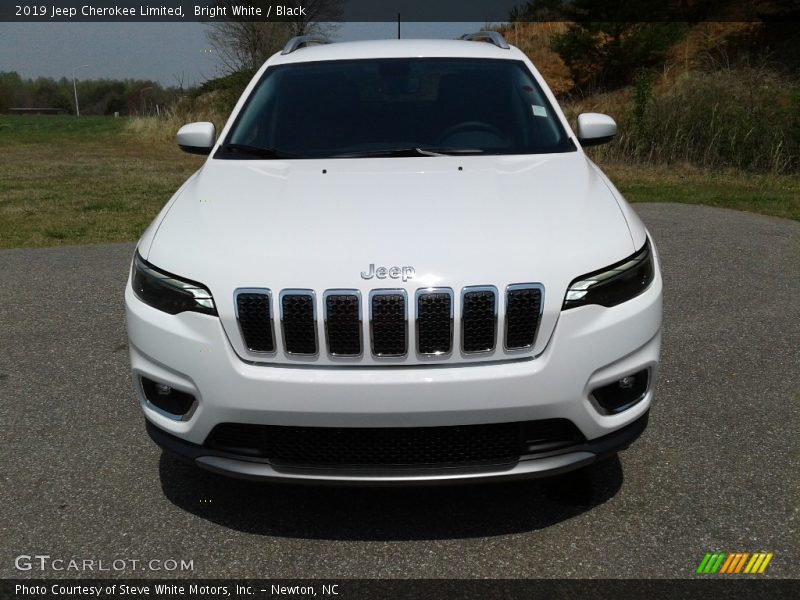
[218,58,575,159]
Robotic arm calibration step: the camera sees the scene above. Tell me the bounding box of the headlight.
[563,239,654,309]
[131,252,217,316]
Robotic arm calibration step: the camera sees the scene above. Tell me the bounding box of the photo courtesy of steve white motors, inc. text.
[15,583,338,597]
[13,3,307,19]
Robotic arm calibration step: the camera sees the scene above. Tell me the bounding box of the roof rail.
[281,35,331,55]
[459,31,510,50]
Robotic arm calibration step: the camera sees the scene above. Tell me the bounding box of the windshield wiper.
[417,147,486,155]
[331,147,485,158]
[218,143,300,159]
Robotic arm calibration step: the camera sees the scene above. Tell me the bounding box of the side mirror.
[576,113,617,147]
[176,122,216,155]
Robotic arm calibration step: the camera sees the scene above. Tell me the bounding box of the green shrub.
[194,70,254,116]
[586,67,800,174]
[126,69,254,145]
[126,92,230,145]
[553,22,687,91]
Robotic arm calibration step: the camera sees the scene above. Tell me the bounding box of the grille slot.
[235,290,275,353]
[280,290,317,355]
[205,419,586,468]
[505,284,544,350]
[370,290,408,357]
[461,286,497,353]
[416,288,453,355]
[324,290,362,357]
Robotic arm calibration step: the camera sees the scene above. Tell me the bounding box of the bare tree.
[172,71,187,92]
[207,20,293,73]
[206,1,343,75]
[286,0,343,37]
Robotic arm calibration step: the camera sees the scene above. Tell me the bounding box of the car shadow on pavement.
[158,453,623,541]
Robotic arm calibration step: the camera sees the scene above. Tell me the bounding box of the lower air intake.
[205,419,585,469]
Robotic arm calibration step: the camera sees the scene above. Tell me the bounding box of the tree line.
[511,0,800,94]
[0,72,187,115]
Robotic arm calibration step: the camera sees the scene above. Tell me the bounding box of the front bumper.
[126,261,662,482]
[147,411,648,484]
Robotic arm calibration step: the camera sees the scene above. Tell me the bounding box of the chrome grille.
[234,283,543,361]
[505,284,544,350]
[323,290,362,356]
[369,289,408,357]
[461,286,498,353]
[416,288,453,355]
[234,289,275,353]
[280,290,317,355]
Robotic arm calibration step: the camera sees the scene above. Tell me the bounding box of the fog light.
[591,369,649,415]
[140,377,196,418]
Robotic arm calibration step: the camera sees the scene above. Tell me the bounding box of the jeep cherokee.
[125,32,663,483]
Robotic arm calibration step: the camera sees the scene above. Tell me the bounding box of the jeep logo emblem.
[360,264,415,282]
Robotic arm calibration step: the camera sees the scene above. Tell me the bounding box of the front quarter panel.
[587,159,648,249]
[137,170,201,261]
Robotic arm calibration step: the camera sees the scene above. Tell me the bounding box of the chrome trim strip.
[233,287,276,356]
[415,287,454,357]
[461,285,498,355]
[196,451,596,483]
[279,289,318,356]
[368,288,408,358]
[503,283,545,351]
[322,289,363,358]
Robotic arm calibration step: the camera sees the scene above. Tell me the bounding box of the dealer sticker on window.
[532,105,547,117]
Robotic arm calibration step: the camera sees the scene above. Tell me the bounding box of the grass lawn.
[0,115,797,249]
[0,115,202,249]
[604,163,800,223]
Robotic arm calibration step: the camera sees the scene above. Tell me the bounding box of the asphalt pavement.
[1,203,798,579]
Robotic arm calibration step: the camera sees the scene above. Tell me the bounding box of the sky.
[0,22,483,86]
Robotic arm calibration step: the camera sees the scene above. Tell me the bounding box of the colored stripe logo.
[696,552,773,574]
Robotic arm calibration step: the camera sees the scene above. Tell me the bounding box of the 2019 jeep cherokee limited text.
[125,33,663,483]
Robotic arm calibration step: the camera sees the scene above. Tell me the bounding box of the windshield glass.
[218,58,575,159]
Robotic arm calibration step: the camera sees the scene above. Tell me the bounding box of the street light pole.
[140,86,154,116]
[72,64,88,116]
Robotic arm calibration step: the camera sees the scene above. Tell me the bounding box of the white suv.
[125,32,662,483]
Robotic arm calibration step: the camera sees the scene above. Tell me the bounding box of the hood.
[145,152,639,364]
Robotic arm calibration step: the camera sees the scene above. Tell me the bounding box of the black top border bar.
[3,1,800,23]
[3,578,800,600]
